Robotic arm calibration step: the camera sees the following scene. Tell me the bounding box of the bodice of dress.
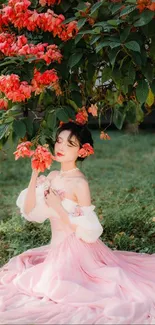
[16,175,103,245]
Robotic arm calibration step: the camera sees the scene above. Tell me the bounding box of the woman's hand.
[44,188,62,211]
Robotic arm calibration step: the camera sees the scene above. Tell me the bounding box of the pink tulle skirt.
[0,233,155,324]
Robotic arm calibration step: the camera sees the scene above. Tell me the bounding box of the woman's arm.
[23,170,39,215]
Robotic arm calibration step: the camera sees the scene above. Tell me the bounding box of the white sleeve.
[68,205,103,243]
[16,181,58,223]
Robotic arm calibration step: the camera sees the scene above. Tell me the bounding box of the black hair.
[55,121,94,161]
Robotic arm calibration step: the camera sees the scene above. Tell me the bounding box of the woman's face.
[54,130,80,163]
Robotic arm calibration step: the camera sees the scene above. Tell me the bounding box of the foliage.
[0,0,155,150]
[0,130,155,266]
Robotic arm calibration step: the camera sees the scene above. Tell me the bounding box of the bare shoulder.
[47,170,59,180]
[74,173,91,206]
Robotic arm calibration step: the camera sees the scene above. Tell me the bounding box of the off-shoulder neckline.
[62,198,95,209]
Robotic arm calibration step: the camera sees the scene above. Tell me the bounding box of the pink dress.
[0,175,155,324]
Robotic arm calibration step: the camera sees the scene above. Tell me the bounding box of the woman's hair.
[55,121,94,161]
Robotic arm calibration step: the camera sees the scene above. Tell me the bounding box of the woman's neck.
[60,162,77,172]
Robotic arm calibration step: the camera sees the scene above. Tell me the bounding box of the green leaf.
[125,41,140,52]
[136,104,144,123]
[47,112,56,130]
[56,108,69,122]
[71,91,82,107]
[90,35,101,45]
[110,3,123,14]
[107,19,121,26]
[108,48,120,68]
[136,79,149,104]
[134,10,154,27]
[68,53,83,69]
[96,41,110,53]
[120,26,131,42]
[77,18,87,29]
[74,34,83,45]
[113,109,126,129]
[13,120,26,138]
[151,79,155,95]
[62,17,76,24]
[0,124,10,140]
[60,0,71,12]
[125,100,137,124]
[75,1,88,11]
[90,1,103,15]
[24,117,33,136]
[119,5,136,17]
[102,67,112,83]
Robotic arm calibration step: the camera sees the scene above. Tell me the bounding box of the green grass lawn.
[0,130,155,267]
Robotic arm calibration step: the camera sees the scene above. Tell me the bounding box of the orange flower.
[31,145,55,172]
[0,98,8,110]
[137,0,151,11]
[78,143,94,158]
[88,104,98,117]
[13,141,34,160]
[100,131,111,140]
[75,107,88,125]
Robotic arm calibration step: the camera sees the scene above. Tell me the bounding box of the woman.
[0,121,155,324]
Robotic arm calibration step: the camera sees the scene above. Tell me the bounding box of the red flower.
[78,143,94,158]
[75,108,88,125]
[0,98,8,110]
[31,145,55,172]
[13,141,34,160]
[31,68,59,95]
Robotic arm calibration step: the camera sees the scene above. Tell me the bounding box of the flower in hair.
[78,143,94,158]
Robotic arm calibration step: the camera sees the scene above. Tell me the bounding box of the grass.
[0,129,155,267]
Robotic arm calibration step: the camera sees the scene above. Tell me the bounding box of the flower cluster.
[78,143,94,158]
[31,68,59,95]
[0,0,78,41]
[39,0,61,6]
[14,142,55,172]
[31,145,55,172]
[0,69,59,102]
[13,141,34,160]
[0,74,32,102]
[0,33,62,65]
[0,98,8,110]
[137,0,155,11]
[75,108,88,125]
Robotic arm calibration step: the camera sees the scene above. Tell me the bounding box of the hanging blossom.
[100,131,111,140]
[0,98,8,110]
[88,104,98,117]
[0,33,62,65]
[75,107,88,125]
[13,141,34,160]
[14,142,56,172]
[0,0,78,41]
[39,0,61,6]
